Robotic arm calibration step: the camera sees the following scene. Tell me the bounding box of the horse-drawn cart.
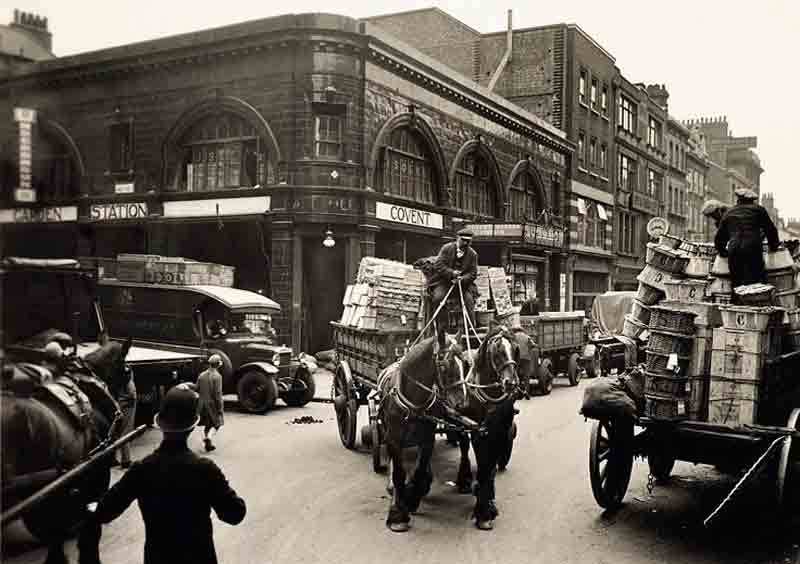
[330,322,418,471]
[587,349,800,523]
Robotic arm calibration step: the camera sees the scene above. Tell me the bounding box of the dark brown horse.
[379,334,468,532]
[1,337,130,560]
[455,325,521,530]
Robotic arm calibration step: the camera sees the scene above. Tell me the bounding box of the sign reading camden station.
[89,201,149,221]
[375,201,443,230]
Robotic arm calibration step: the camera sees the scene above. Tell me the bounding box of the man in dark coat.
[714,188,780,289]
[429,228,479,337]
[79,385,246,564]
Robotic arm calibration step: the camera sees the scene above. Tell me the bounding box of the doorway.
[302,236,346,354]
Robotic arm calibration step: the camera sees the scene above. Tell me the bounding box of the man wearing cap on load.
[714,187,780,290]
[429,228,479,340]
[79,385,246,564]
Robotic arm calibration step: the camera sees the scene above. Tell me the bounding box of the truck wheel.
[567,353,581,386]
[237,370,278,414]
[538,359,554,395]
[283,367,316,407]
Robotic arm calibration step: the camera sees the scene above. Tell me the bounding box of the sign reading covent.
[375,201,443,230]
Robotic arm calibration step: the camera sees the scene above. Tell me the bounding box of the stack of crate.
[643,305,698,420]
[341,257,425,331]
[474,266,491,313]
[708,306,785,426]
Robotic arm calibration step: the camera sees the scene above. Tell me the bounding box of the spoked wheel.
[567,352,581,386]
[333,361,357,449]
[777,407,800,508]
[368,396,386,473]
[538,359,554,395]
[648,452,676,483]
[589,417,634,510]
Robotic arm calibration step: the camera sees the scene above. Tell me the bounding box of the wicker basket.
[645,373,691,397]
[622,315,648,340]
[645,350,692,376]
[786,308,800,331]
[649,306,697,335]
[734,283,775,307]
[712,292,732,305]
[684,256,712,278]
[648,329,694,356]
[767,268,796,292]
[658,234,683,250]
[663,279,708,303]
[636,281,665,306]
[678,240,700,255]
[630,299,652,326]
[637,265,675,293]
[711,255,730,276]
[695,243,717,258]
[645,394,689,420]
[787,330,800,349]
[775,289,800,309]
[707,276,732,295]
[646,244,691,275]
[764,248,795,270]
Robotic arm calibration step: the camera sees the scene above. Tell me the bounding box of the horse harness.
[465,332,519,406]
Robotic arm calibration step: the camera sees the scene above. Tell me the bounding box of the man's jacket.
[432,242,479,294]
[714,203,780,256]
[91,441,246,564]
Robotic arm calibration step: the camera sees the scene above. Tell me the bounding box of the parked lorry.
[97,278,315,413]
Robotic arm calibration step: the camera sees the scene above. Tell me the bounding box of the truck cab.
[97,280,314,413]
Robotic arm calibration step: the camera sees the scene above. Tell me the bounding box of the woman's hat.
[154,385,200,433]
[208,354,223,367]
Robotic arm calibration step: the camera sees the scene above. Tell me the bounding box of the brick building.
[0,9,54,75]
[0,13,571,353]
[611,79,668,290]
[366,9,618,311]
[685,124,712,241]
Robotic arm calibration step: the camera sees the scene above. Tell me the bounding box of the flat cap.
[734,187,759,201]
[457,228,474,239]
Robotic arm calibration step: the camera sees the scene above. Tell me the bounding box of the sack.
[619,365,646,414]
[314,349,336,363]
[580,378,637,420]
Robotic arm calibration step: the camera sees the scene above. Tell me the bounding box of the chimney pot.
[13,9,19,23]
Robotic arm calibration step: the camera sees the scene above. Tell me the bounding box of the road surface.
[3,374,799,564]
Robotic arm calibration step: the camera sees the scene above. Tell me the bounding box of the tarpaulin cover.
[590,291,637,336]
[580,365,646,420]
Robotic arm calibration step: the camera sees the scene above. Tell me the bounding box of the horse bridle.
[467,333,519,405]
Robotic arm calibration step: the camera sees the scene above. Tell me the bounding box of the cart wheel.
[333,361,357,450]
[369,397,386,473]
[777,407,800,508]
[585,352,598,379]
[567,353,581,386]
[648,452,676,483]
[538,359,553,395]
[589,418,634,510]
[498,421,517,471]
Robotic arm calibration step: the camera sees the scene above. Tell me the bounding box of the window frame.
[108,119,134,175]
[381,128,436,205]
[579,70,588,106]
[454,152,497,218]
[601,85,608,115]
[599,143,607,173]
[314,114,343,160]
[589,137,597,167]
[648,117,661,149]
[590,78,598,110]
[618,94,637,135]
[577,131,586,163]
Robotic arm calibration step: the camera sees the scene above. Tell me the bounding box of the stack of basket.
[341,257,425,330]
[625,238,690,342]
[643,305,698,420]
[708,306,786,426]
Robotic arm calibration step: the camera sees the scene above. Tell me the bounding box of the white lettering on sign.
[89,202,149,221]
[375,201,443,230]
[162,196,271,218]
[0,206,78,224]
[16,108,35,197]
[14,108,37,123]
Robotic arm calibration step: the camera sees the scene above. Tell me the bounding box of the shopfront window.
[509,261,539,307]
[380,127,436,204]
[454,153,497,217]
[508,170,540,222]
[180,113,270,192]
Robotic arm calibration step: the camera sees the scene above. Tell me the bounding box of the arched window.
[179,113,271,192]
[509,171,540,222]
[379,128,436,204]
[454,152,497,217]
[30,128,80,202]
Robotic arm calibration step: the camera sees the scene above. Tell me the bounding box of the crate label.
[677,400,686,415]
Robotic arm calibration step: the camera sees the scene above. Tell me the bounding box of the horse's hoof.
[476,519,494,531]
[388,522,410,533]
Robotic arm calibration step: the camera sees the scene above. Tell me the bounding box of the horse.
[1,336,131,562]
[454,324,521,530]
[379,334,469,532]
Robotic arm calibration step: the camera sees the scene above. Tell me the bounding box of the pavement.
[3,374,800,564]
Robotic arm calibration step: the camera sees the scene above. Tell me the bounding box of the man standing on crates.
[428,228,479,344]
[714,187,780,290]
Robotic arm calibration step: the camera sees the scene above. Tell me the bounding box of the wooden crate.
[645,394,689,420]
[712,327,782,357]
[708,377,761,426]
[688,324,714,377]
[709,348,766,382]
[659,300,722,328]
[718,305,784,332]
[688,375,709,421]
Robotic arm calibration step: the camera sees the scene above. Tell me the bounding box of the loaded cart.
[519,311,587,394]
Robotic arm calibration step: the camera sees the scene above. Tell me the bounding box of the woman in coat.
[196,355,225,452]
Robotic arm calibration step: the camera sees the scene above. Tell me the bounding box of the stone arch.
[39,119,87,182]
[449,139,504,216]
[368,111,448,205]
[161,95,281,190]
[506,158,550,215]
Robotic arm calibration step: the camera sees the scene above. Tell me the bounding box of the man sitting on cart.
[428,228,479,346]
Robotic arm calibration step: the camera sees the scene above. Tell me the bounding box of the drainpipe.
[488,9,513,92]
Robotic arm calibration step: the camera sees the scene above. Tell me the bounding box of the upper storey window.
[379,127,436,204]
[454,153,497,218]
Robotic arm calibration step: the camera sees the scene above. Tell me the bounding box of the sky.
[9,0,800,220]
